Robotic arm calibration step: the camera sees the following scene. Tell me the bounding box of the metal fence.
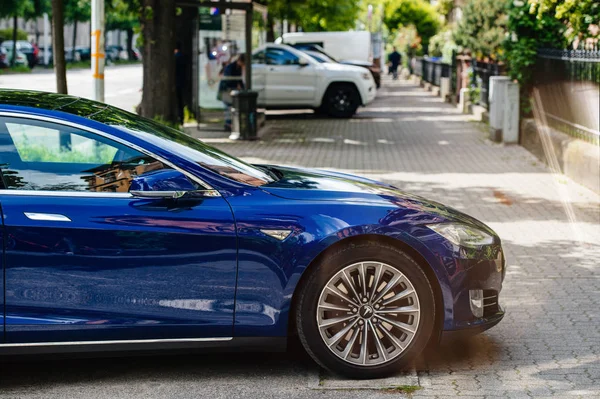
[536,48,600,84]
[535,48,600,144]
[470,60,502,108]
[414,58,451,87]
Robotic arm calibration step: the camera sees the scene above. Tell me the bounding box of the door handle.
[24,212,72,222]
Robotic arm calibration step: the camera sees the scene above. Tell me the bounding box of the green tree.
[453,0,509,60]
[106,0,140,60]
[257,0,360,38]
[0,0,34,67]
[384,0,441,51]
[502,0,567,114]
[294,0,361,32]
[528,0,600,42]
[65,0,91,61]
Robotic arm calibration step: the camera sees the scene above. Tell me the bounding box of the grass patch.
[66,61,92,70]
[381,385,422,394]
[0,65,31,74]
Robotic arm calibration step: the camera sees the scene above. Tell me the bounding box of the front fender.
[227,187,454,337]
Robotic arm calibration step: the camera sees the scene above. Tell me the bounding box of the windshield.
[90,107,275,187]
[305,52,332,63]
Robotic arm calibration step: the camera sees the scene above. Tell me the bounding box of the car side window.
[266,48,300,66]
[252,50,266,64]
[0,117,170,193]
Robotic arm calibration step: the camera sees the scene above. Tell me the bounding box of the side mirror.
[130,169,198,199]
[298,58,309,67]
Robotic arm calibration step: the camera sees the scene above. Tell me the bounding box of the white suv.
[252,44,376,118]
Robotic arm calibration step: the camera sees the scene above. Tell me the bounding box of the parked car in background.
[297,45,382,89]
[106,45,122,62]
[0,47,7,68]
[106,45,142,62]
[0,47,28,68]
[277,31,371,63]
[0,40,37,68]
[252,44,376,118]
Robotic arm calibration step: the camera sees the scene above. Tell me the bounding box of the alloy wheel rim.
[316,261,421,367]
[332,90,351,112]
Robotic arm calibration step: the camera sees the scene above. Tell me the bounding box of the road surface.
[0,64,143,112]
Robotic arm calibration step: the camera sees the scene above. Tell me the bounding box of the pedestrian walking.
[388,47,401,80]
[217,54,245,132]
[174,41,186,124]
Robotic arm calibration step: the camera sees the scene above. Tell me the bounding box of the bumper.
[358,79,377,105]
[438,243,506,332]
[440,305,505,344]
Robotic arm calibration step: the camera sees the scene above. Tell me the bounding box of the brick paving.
[194,78,600,398]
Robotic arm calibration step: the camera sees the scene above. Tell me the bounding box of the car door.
[0,115,237,343]
[252,50,268,107]
[265,47,318,106]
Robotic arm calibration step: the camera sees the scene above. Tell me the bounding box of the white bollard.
[459,88,469,114]
[440,77,451,102]
[489,76,511,141]
[502,82,520,144]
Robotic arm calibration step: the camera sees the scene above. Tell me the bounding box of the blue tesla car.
[0,90,504,378]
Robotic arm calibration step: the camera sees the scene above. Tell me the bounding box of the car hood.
[339,60,373,68]
[260,165,494,232]
[319,62,367,74]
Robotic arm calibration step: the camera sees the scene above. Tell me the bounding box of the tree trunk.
[72,20,78,62]
[175,7,197,120]
[139,0,177,123]
[126,27,134,60]
[266,12,275,43]
[11,15,18,67]
[51,0,68,94]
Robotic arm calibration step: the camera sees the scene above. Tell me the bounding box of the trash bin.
[230,90,259,140]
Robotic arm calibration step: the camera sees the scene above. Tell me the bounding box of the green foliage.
[502,1,567,115]
[384,0,441,49]
[528,0,600,42]
[65,0,91,23]
[261,0,360,32]
[428,28,457,62]
[0,0,34,18]
[12,134,117,164]
[0,65,31,74]
[106,0,140,31]
[453,0,509,59]
[435,0,454,20]
[296,0,361,32]
[0,28,28,42]
[392,24,422,57]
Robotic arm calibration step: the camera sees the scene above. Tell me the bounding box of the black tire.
[295,240,436,379]
[322,83,361,118]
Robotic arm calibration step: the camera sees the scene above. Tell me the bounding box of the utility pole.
[91,0,105,102]
[43,13,49,66]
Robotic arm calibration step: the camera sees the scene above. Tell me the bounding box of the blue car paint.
[0,94,505,347]
[1,194,238,343]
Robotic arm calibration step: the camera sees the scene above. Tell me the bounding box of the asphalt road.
[0,64,143,112]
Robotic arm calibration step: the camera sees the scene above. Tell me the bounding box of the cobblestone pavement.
[199,77,600,398]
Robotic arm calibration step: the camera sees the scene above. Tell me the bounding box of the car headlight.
[361,72,371,80]
[427,223,494,248]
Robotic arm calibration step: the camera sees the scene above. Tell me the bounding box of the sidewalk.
[194,77,600,398]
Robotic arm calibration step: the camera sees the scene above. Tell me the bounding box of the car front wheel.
[295,241,436,379]
[322,83,361,118]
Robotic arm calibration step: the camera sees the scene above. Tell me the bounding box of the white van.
[276,31,371,63]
